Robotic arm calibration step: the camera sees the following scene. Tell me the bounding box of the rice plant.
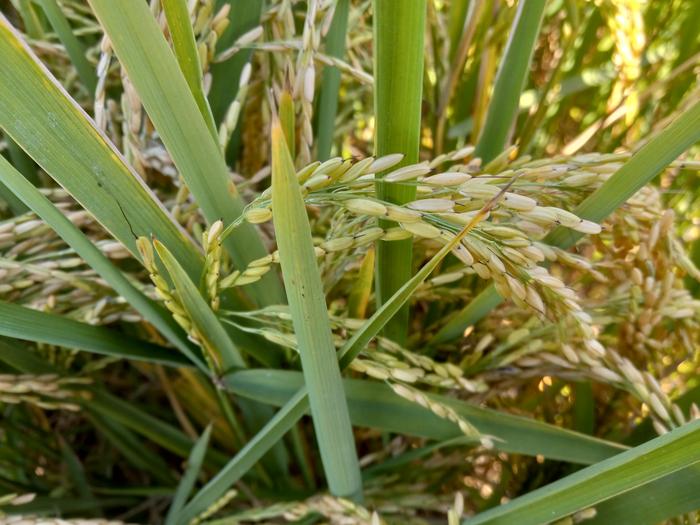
[0,0,699,523]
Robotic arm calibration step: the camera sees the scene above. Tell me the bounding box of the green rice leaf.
[225,369,627,465]
[316,0,349,160]
[5,133,39,184]
[271,118,362,500]
[585,464,700,525]
[88,412,176,485]
[0,14,204,280]
[0,155,205,371]
[461,419,700,525]
[58,437,97,504]
[161,0,216,136]
[13,0,44,38]
[208,0,263,124]
[373,0,427,344]
[0,185,26,215]
[165,425,212,525]
[32,0,97,94]
[177,389,307,525]
[474,0,547,163]
[0,337,54,374]
[0,300,190,367]
[88,389,228,467]
[86,0,283,307]
[154,240,245,373]
[546,98,700,248]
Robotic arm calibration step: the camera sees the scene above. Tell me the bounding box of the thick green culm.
[373,0,427,344]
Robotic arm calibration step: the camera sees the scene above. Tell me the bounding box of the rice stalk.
[373,0,427,344]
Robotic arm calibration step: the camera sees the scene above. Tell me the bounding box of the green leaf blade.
[33,0,97,94]
[161,0,217,137]
[0,300,189,367]
[0,14,203,280]
[177,389,308,525]
[165,425,212,525]
[474,0,547,163]
[0,155,204,370]
[271,119,362,500]
[225,369,627,465]
[461,420,700,525]
[87,0,284,307]
[154,240,245,372]
[316,0,349,161]
[207,0,263,125]
[546,98,700,249]
[586,464,700,525]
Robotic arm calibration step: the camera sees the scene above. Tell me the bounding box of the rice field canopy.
[0,0,699,523]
